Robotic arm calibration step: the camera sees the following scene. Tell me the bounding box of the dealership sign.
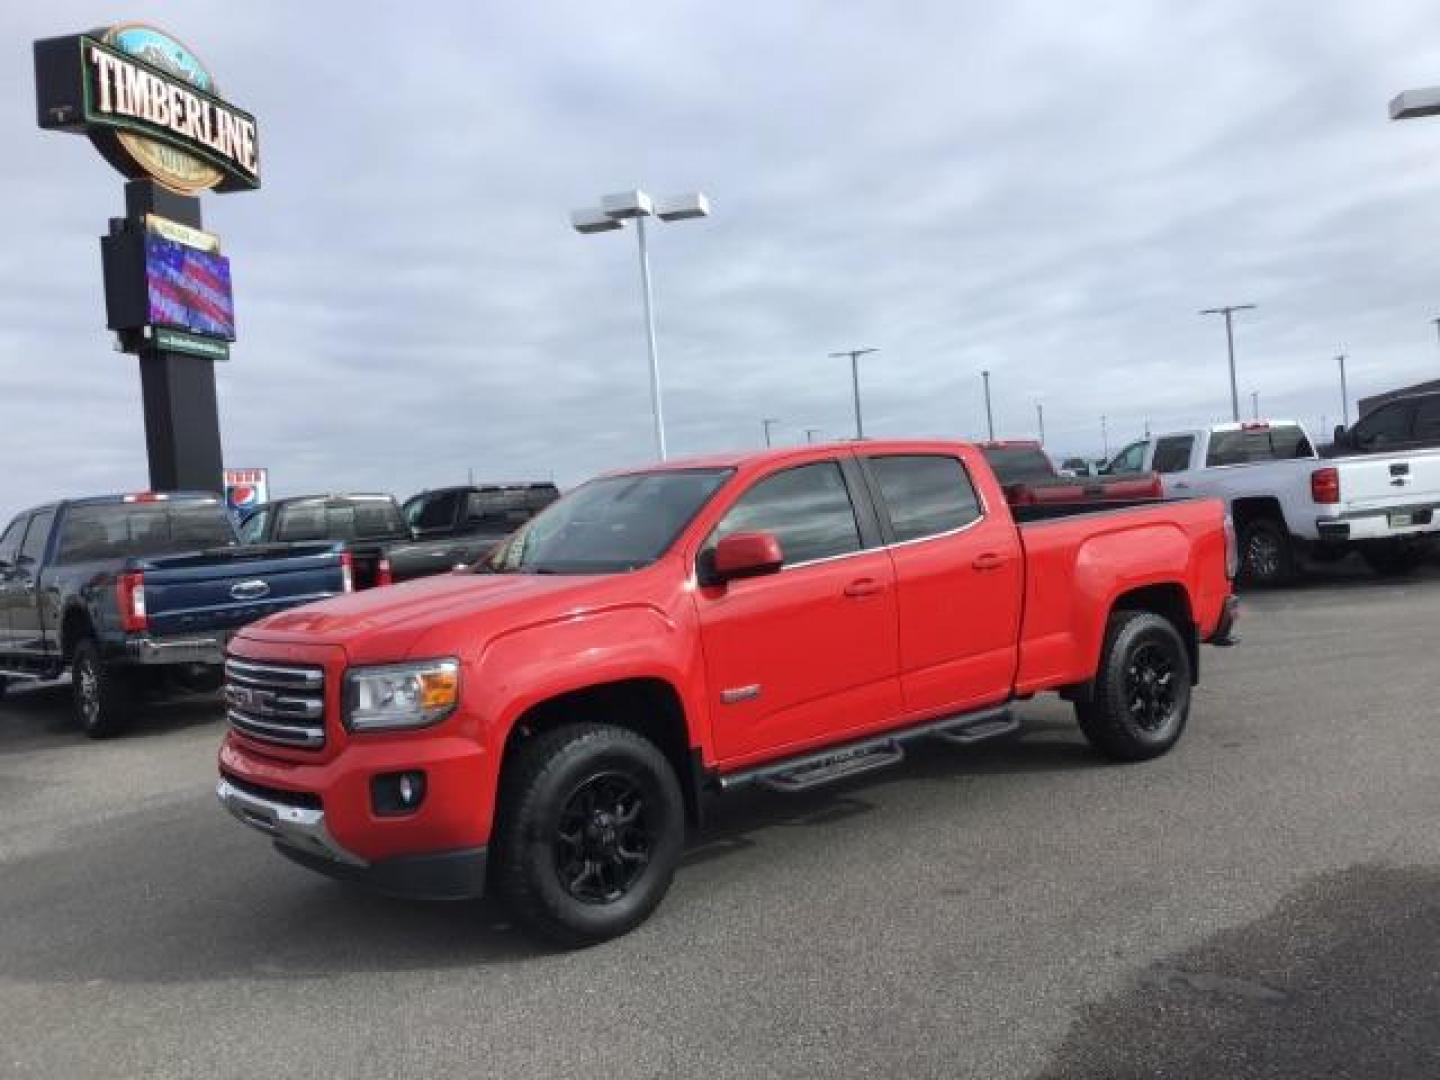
[34,23,260,194]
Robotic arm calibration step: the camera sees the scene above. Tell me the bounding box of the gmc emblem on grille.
[226,684,275,712]
[230,579,271,601]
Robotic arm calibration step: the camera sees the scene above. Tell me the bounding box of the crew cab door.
[861,452,1022,715]
[694,459,901,764]
[0,514,28,651]
[7,509,55,655]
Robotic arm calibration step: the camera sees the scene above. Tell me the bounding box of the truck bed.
[1012,496,1231,696]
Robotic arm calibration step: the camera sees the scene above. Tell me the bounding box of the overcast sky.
[4,0,1440,518]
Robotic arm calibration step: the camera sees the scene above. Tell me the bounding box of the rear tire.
[493,723,685,947]
[1076,611,1192,762]
[71,638,134,738]
[1237,517,1293,586]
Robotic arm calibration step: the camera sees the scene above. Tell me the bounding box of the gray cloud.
[4,0,1440,522]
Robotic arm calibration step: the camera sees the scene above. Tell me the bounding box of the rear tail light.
[122,492,168,503]
[1222,514,1238,580]
[116,571,148,632]
[376,557,394,588]
[340,551,354,593]
[1311,467,1340,504]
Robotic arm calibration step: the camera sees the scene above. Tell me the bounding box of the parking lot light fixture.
[762,418,781,447]
[829,348,878,439]
[1389,87,1440,119]
[1201,303,1256,422]
[571,188,711,461]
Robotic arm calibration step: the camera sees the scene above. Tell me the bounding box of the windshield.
[982,446,1056,484]
[55,501,236,563]
[484,468,733,574]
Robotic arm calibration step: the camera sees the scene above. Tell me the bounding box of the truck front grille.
[224,658,326,749]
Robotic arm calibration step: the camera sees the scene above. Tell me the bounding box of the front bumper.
[216,775,487,900]
[127,635,226,665]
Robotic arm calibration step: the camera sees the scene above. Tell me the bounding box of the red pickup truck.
[217,441,1238,945]
[981,440,1163,505]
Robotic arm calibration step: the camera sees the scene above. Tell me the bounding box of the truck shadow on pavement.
[0,682,220,754]
[0,719,1106,981]
[1035,864,1440,1079]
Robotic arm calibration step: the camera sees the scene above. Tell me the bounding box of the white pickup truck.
[1106,420,1440,583]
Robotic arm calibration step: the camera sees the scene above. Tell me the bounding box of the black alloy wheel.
[1125,642,1178,733]
[554,771,654,904]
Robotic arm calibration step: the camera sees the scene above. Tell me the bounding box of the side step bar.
[718,706,1015,793]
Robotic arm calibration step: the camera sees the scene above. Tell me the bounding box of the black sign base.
[120,180,225,494]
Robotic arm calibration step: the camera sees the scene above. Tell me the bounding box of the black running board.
[718,705,1014,793]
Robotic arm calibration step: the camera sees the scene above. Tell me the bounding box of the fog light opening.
[371,771,427,816]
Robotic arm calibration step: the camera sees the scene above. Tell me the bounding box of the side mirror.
[707,531,784,585]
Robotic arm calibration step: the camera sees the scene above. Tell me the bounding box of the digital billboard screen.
[145,232,235,341]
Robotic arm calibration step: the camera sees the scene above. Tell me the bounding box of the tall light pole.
[980,370,995,440]
[762,417,781,447]
[1101,414,1109,458]
[1251,391,1259,420]
[1431,317,1440,357]
[829,348,877,439]
[1338,354,1350,427]
[1201,303,1256,422]
[1036,402,1045,446]
[571,189,711,461]
[804,427,824,444]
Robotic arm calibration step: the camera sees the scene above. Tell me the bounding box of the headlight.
[344,659,460,732]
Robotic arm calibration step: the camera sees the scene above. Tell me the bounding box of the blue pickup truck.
[0,492,349,736]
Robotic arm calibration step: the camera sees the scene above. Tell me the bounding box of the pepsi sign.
[224,467,269,516]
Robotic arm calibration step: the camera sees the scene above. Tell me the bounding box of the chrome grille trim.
[226,658,324,690]
[224,658,326,749]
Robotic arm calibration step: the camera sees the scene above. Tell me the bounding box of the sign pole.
[121,180,225,492]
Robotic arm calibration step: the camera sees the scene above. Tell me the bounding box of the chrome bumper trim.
[216,778,366,866]
[126,636,226,665]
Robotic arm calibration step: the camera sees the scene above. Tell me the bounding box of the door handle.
[971,552,1006,571]
[843,577,882,598]
[1172,481,1190,490]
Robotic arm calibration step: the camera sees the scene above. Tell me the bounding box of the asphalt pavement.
[2,560,1438,1079]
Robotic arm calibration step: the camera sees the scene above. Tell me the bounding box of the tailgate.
[1335,451,1440,515]
[136,544,345,638]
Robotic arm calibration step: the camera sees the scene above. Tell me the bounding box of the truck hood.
[235,569,658,663]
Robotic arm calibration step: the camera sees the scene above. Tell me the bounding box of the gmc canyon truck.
[217,441,1238,945]
[980,440,1162,505]
[0,492,349,736]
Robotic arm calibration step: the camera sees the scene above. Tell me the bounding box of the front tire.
[1237,517,1293,586]
[493,723,684,947]
[1076,611,1192,762]
[71,638,134,738]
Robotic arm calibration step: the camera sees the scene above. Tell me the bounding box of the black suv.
[1330,390,1440,455]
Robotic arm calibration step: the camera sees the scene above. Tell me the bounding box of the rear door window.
[1151,436,1195,474]
[867,454,981,542]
